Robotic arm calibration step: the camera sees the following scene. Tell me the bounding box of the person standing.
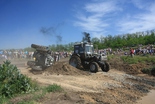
[130,48,134,57]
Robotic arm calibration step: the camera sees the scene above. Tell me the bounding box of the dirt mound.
[30,61,90,76]
[108,56,155,75]
[110,60,152,75]
[46,62,90,75]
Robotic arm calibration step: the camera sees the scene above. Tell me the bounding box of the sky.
[0,0,155,49]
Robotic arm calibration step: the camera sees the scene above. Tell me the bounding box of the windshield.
[85,45,94,53]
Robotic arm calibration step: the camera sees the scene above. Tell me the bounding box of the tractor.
[27,44,54,70]
[69,33,110,73]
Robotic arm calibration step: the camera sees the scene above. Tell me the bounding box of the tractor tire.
[101,62,110,72]
[69,55,82,69]
[31,44,49,52]
[31,44,48,49]
[90,62,99,73]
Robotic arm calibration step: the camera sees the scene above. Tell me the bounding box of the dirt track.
[7,58,155,104]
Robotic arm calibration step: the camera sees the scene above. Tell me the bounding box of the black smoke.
[82,32,91,42]
[40,23,64,43]
[40,27,56,35]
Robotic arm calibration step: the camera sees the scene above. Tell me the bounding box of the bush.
[0,60,38,98]
[141,66,155,76]
[141,68,152,75]
[151,67,155,76]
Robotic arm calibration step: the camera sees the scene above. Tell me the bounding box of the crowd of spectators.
[133,44,154,55]
[113,44,155,57]
[97,44,155,57]
[0,44,154,61]
[0,49,72,63]
[0,50,34,60]
[125,44,155,57]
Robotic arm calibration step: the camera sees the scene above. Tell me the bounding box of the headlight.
[33,57,36,61]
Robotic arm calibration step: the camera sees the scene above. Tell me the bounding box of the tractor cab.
[73,42,95,60]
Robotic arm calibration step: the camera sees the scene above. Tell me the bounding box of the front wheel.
[90,62,99,73]
[101,62,110,72]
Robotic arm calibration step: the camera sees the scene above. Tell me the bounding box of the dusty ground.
[2,57,155,104]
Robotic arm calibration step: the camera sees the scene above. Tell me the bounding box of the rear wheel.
[101,62,110,72]
[69,55,82,69]
[31,44,49,52]
[90,62,99,73]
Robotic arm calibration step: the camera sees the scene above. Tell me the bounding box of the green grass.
[0,84,63,104]
[120,55,155,64]
[0,97,8,104]
[44,83,63,93]
[107,54,115,61]
[16,84,63,104]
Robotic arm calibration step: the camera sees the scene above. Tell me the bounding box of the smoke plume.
[40,23,64,43]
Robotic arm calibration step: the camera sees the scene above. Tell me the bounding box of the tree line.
[24,30,155,51]
[92,30,155,49]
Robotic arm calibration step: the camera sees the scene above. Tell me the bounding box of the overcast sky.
[0,0,155,49]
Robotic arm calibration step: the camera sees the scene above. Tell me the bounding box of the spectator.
[130,48,134,57]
